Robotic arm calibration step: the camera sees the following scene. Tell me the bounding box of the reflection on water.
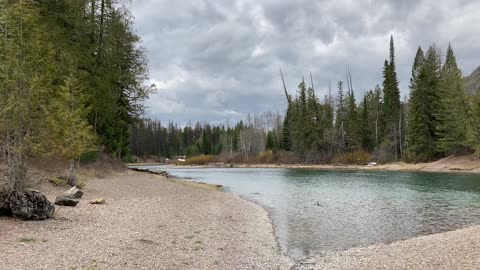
[134,166,480,259]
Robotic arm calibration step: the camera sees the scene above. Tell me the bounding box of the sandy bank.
[0,171,292,270]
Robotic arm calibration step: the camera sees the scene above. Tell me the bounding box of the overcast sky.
[130,0,480,124]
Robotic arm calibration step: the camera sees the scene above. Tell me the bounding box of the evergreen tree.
[467,90,480,155]
[435,44,468,154]
[382,35,401,160]
[35,75,97,185]
[407,46,442,162]
[344,84,360,152]
[359,94,373,151]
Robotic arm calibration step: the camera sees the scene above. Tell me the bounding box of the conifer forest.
[1,1,151,189]
[2,1,480,195]
[131,36,480,164]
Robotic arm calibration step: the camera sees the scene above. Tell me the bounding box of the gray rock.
[89,198,106,205]
[54,195,80,206]
[0,193,11,215]
[9,190,55,220]
[65,186,84,199]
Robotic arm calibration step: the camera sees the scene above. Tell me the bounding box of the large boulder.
[54,195,80,206]
[0,193,11,215]
[65,186,83,199]
[9,190,55,220]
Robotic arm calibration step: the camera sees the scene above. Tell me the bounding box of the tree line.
[282,36,480,163]
[0,0,150,191]
[130,111,283,161]
[131,36,480,164]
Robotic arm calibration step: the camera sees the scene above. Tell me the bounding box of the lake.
[132,166,480,259]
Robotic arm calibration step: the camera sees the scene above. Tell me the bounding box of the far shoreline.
[129,155,480,175]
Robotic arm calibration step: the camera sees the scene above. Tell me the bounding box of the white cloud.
[130,0,480,123]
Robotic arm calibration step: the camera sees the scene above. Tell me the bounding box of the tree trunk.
[67,159,77,186]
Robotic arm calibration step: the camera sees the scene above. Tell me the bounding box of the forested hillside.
[132,36,480,164]
[464,67,480,95]
[0,1,151,191]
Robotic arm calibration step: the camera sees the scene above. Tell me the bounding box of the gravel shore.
[296,225,480,270]
[0,171,293,270]
[2,170,480,270]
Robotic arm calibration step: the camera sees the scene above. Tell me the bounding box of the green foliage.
[186,145,201,158]
[80,151,100,163]
[467,91,480,155]
[34,75,97,159]
[344,84,360,151]
[382,35,402,160]
[407,46,442,162]
[359,95,373,151]
[0,0,150,190]
[435,45,469,154]
[49,177,68,186]
[128,35,480,166]
[280,78,336,161]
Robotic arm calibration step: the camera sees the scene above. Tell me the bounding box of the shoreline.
[0,171,293,270]
[138,162,480,269]
[136,154,480,174]
[298,224,480,269]
[3,168,480,269]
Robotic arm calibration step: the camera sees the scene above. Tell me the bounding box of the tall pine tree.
[382,35,401,160]
[407,46,442,162]
[435,44,468,154]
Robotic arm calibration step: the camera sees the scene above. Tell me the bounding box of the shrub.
[255,150,275,164]
[76,181,86,189]
[274,151,299,164]
[49,177,67,186]
[332,150,371,165]
[185,145,201,158]
[79,151,99,164]
[184,155,218,165]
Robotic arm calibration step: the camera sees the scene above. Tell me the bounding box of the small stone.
[90,198,106,205]
[65,186,84,199]
[54,195,80,206]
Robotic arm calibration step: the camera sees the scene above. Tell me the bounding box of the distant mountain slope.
[464,66,480,94]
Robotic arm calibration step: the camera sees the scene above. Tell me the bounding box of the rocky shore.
[2,169,480,269]
[296,225,480,270]
[0,171,292,270]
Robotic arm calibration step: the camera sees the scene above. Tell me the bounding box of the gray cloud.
[129,0,480,124]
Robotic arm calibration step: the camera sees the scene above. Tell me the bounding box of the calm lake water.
[134,166,480,259]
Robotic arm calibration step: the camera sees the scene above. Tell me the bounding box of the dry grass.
[49,177,68,186]
[182,155,218,165]
[255,150,275,164]
[332,150,371,165]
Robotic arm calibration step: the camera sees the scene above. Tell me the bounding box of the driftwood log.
[129,168,174,178]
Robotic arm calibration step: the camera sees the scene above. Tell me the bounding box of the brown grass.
[255,150,275,164]
[332,150,371,165]
[183,155,218,165]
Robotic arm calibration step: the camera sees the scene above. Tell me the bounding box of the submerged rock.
[9,190,55,220]
[54,195,80,206]
[65,186,84,199]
